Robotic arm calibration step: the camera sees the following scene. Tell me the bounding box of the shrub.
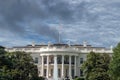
[74,77,84,80]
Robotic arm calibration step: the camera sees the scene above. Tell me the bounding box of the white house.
[5,42,113,80]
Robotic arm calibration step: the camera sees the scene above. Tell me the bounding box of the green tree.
[74,77,84,80]
[109,43,120,80]
[0,48,41,80]
[6,51,38,80]
[0,46,12,80]
[82,52,111,80]
[0,46,7,66]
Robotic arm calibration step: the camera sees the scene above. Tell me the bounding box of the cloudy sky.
[0,0,120,47]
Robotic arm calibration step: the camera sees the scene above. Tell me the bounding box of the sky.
[0,0,120,47]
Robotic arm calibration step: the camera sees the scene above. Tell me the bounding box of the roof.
[11,43,106,49]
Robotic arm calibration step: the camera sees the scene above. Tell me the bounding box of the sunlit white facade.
[6,42,113,80]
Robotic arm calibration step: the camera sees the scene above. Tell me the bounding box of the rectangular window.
[80,58,83,64]
[51,69,53,76]
[34,57,38,63]
[64,56,69,64]
[44,56,47,64]
[44,69,46,76]
[58,69,61,77]
[72,69,74,78]
[57,55,62,64]
[80,69,83,76]
[71,56,74,64]
[50,56,54,64]
[66,69,68,77]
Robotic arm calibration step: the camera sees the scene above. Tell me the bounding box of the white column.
[69,55,71,78]
[53,55,58,80]
[61,55,64,77]
[47,55,49,78]
[74,56,77,76]
[41,56,44,76]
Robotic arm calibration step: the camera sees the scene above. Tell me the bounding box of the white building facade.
[6,43,113,80]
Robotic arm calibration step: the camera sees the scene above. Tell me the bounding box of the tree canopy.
[0,47,41,80]
[82,52,111,80]
[109,43,120,80]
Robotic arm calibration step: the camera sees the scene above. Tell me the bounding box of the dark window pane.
[80,58,83,64]
[80,69,83,76]
[34,57,38,63]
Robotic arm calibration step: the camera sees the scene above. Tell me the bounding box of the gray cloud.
[0,0,120,47]
[29,22,59,41]
[0,0,75,37]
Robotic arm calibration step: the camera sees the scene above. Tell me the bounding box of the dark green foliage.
[109,43,120,80]
[82,52,111,80]
[0,47,8,66]
[0,47,42,80]
[74,77,84,80]
[32,76,45,80]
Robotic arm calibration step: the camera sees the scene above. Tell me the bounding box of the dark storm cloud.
[29,22,59,41]
[40,0,74,21]
[0,0,76,38]
[0,0,44,34]
[0,0,120,47]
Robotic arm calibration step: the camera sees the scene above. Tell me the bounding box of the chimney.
[83,41,87,47]
[48,41,51,47]
[67,40,71,47]
[32,41,35,47]
[110,45,113,51]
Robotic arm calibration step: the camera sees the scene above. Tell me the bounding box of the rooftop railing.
[6,47,113,53]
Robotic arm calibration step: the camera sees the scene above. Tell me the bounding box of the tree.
[109,43,120,80]
[0,46,6,66]
[6,51,38,80]
[74,77,84,80]
[0,49,41,80]
[82,52,111,80]
[0,46,12,80]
